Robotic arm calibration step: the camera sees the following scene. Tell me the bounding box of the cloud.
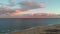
[0,0,45,16]
[19,0,45,11]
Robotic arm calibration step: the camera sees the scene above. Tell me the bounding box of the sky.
[0,0,60,14]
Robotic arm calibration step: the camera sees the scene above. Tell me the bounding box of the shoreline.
[9,24,60,34]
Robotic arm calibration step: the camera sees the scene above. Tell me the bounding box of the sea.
[0,18,60,34]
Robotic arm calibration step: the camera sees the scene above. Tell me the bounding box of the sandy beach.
[10,24,60,34]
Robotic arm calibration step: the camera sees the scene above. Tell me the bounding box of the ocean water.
[0,18,60,34]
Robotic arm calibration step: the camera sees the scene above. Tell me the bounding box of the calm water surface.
[0,18,60,34]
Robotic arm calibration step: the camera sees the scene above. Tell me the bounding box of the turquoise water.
[0,18,60,34]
